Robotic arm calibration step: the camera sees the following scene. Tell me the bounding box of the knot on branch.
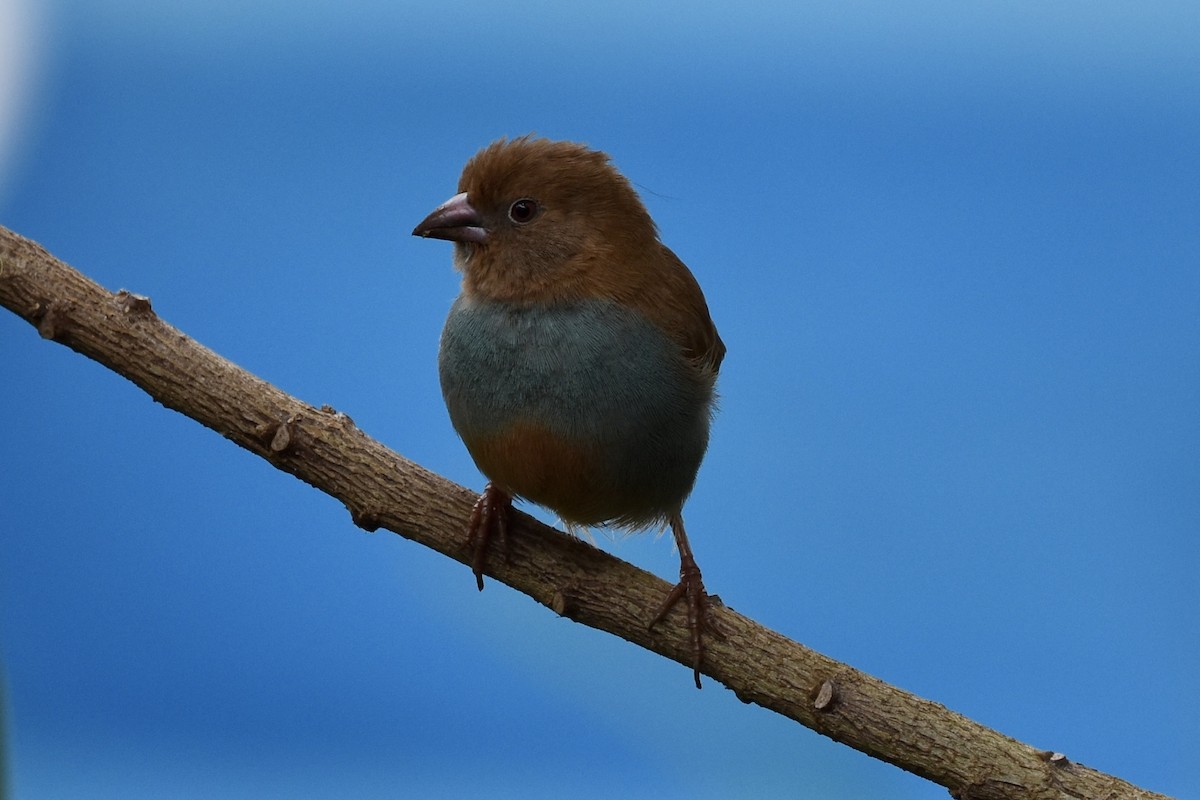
[349,506,383,532]
[114,290,154,317]
[35,299,74,340]
[813,678,839,712]
[270,416,298,453]
[550,586,582,619]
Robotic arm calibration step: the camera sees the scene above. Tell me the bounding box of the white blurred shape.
[0,0,43,203]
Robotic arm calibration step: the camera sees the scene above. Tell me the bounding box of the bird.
[412,136,725,687]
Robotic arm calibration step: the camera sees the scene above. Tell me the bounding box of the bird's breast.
[438,296,715,526]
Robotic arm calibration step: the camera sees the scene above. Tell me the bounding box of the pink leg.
[650,513,709,689]
[466,482,512,591]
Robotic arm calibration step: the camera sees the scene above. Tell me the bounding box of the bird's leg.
[466,482,512,591]
[650,513,709,689]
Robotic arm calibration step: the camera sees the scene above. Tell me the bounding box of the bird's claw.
[650,552,710,689]
[466,483,512,590]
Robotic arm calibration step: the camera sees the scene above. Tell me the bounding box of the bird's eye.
[508,198,539,224]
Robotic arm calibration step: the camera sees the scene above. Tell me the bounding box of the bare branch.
[0,224,1172,800]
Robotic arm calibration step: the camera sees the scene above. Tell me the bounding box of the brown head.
[412,136,661,304]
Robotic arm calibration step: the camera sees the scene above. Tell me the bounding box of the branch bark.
[0,224,1171,800]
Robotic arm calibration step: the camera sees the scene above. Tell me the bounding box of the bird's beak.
[412,192,488,243]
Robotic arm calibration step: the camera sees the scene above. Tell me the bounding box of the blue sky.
[2,1,1197,798]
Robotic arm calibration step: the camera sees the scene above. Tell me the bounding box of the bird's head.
[413,136,659,303]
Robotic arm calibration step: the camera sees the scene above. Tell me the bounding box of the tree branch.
[0,224,1171,800]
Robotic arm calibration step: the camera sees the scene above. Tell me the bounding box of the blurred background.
[1,1,1197,797]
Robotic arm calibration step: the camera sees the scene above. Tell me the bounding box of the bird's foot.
[466,482,512,590]
[650,550,711,689]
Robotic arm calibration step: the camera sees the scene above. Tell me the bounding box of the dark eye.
[508,198,539,224]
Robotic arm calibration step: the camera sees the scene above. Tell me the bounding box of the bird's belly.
[438,296,714,526]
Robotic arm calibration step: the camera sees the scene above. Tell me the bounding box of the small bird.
[412,136,725,687]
